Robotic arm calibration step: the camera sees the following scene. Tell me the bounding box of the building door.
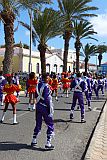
[36,63,39,74]
[46,64,50,73]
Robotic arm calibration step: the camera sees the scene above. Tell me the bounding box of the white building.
[0,46,76,75]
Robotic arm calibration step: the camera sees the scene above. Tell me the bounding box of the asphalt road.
[0,90,106,160]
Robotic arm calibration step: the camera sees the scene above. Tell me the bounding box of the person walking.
[51,74,59,101]
[70,72,86,123]
[31,74,54,149]
[0,75,21,124]
[0,71,6,106]
[27,72,38,110]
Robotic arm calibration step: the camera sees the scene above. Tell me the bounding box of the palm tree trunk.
[98,58,102,67]
[98,53,102,67]
[38,44,46,75]
[63,32,70,72]
[75,41,81,73]
[76,49,80,73]
[1,11,15,74]
[85,58,88,73]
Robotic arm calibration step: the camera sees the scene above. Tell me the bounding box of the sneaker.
[55,97,58,101]
[32,106,35,111]
[66,95,69,98]
[45,144,54,150]
[81,119,86,123]
[31,138,37,146]
[1,103,4,106]
[77,106,79,110]
[0,120,3,123]
[28,105,31,111]
[70,113,74,120]
[88,107,92,111]
[13,122,19,125]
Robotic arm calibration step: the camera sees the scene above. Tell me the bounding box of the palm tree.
[97,45,107,67]
[82,43,97,72]
[72,20,97,72]
[57,0,98,72]
[0,0,51,74]
[21,8,65,75]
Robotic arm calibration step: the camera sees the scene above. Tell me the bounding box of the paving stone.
[85,102,107,160]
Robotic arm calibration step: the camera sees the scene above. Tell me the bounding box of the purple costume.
[70,77,86,121]
[82,76,91,107]
[103,77,107,91]
[96,78,104,98]
[0,76,6,103]
[12,74,20,97]
[91,78,97,96]
[33,80,54,143]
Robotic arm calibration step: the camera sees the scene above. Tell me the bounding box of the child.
[31,74,54,149]
[51,74,59,101]
[0,75,21,124]
[27,72,38,110]
[60,74,71,98]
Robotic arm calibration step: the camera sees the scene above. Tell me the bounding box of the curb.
[81,100,107,160]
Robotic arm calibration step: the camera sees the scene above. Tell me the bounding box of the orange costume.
[51,78,59,91]
[27,78,38,93]
[47,77,53,90]
[3,84,21,104]
[60,78,71,89]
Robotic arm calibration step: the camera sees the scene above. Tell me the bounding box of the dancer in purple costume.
[96,75,104,99]
[0,71,6,106]
[31,74,54,149]
[91,77,97,97]
[103,75,107,91]
[82,72,91,110]
[87,73,92,100]
[12,73,20,98]
[70,72,86,123]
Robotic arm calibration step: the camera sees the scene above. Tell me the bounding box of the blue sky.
[0,0,107,65]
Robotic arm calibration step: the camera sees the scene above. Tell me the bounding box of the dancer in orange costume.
[0,75,21,124]
[60,74,71,98]
[51,74,59,101]
[27,72,38,110]
[47,74,53,91]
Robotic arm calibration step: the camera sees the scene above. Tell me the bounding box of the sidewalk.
[84,100,107,160]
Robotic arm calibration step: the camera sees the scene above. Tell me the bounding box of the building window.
[54,64,57,73]
[60,65,63,73]
[36,63,39,74]
[46,64,50,73]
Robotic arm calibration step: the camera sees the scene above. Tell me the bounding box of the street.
[0,91,106,160]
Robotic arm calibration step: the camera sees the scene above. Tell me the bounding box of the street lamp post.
[28,9,32,73]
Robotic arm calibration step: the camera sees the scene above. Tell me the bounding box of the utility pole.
[28,9,32,73]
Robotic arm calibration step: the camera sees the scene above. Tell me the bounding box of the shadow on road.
[0,141,51,152]
[54,118,71,123]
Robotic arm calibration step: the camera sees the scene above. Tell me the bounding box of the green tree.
[21,8,65,75]
[72,20,97,72]
[57,0,98,72]
[0,0,51,74]
[82,43,97,72]
[97,45,107,67]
